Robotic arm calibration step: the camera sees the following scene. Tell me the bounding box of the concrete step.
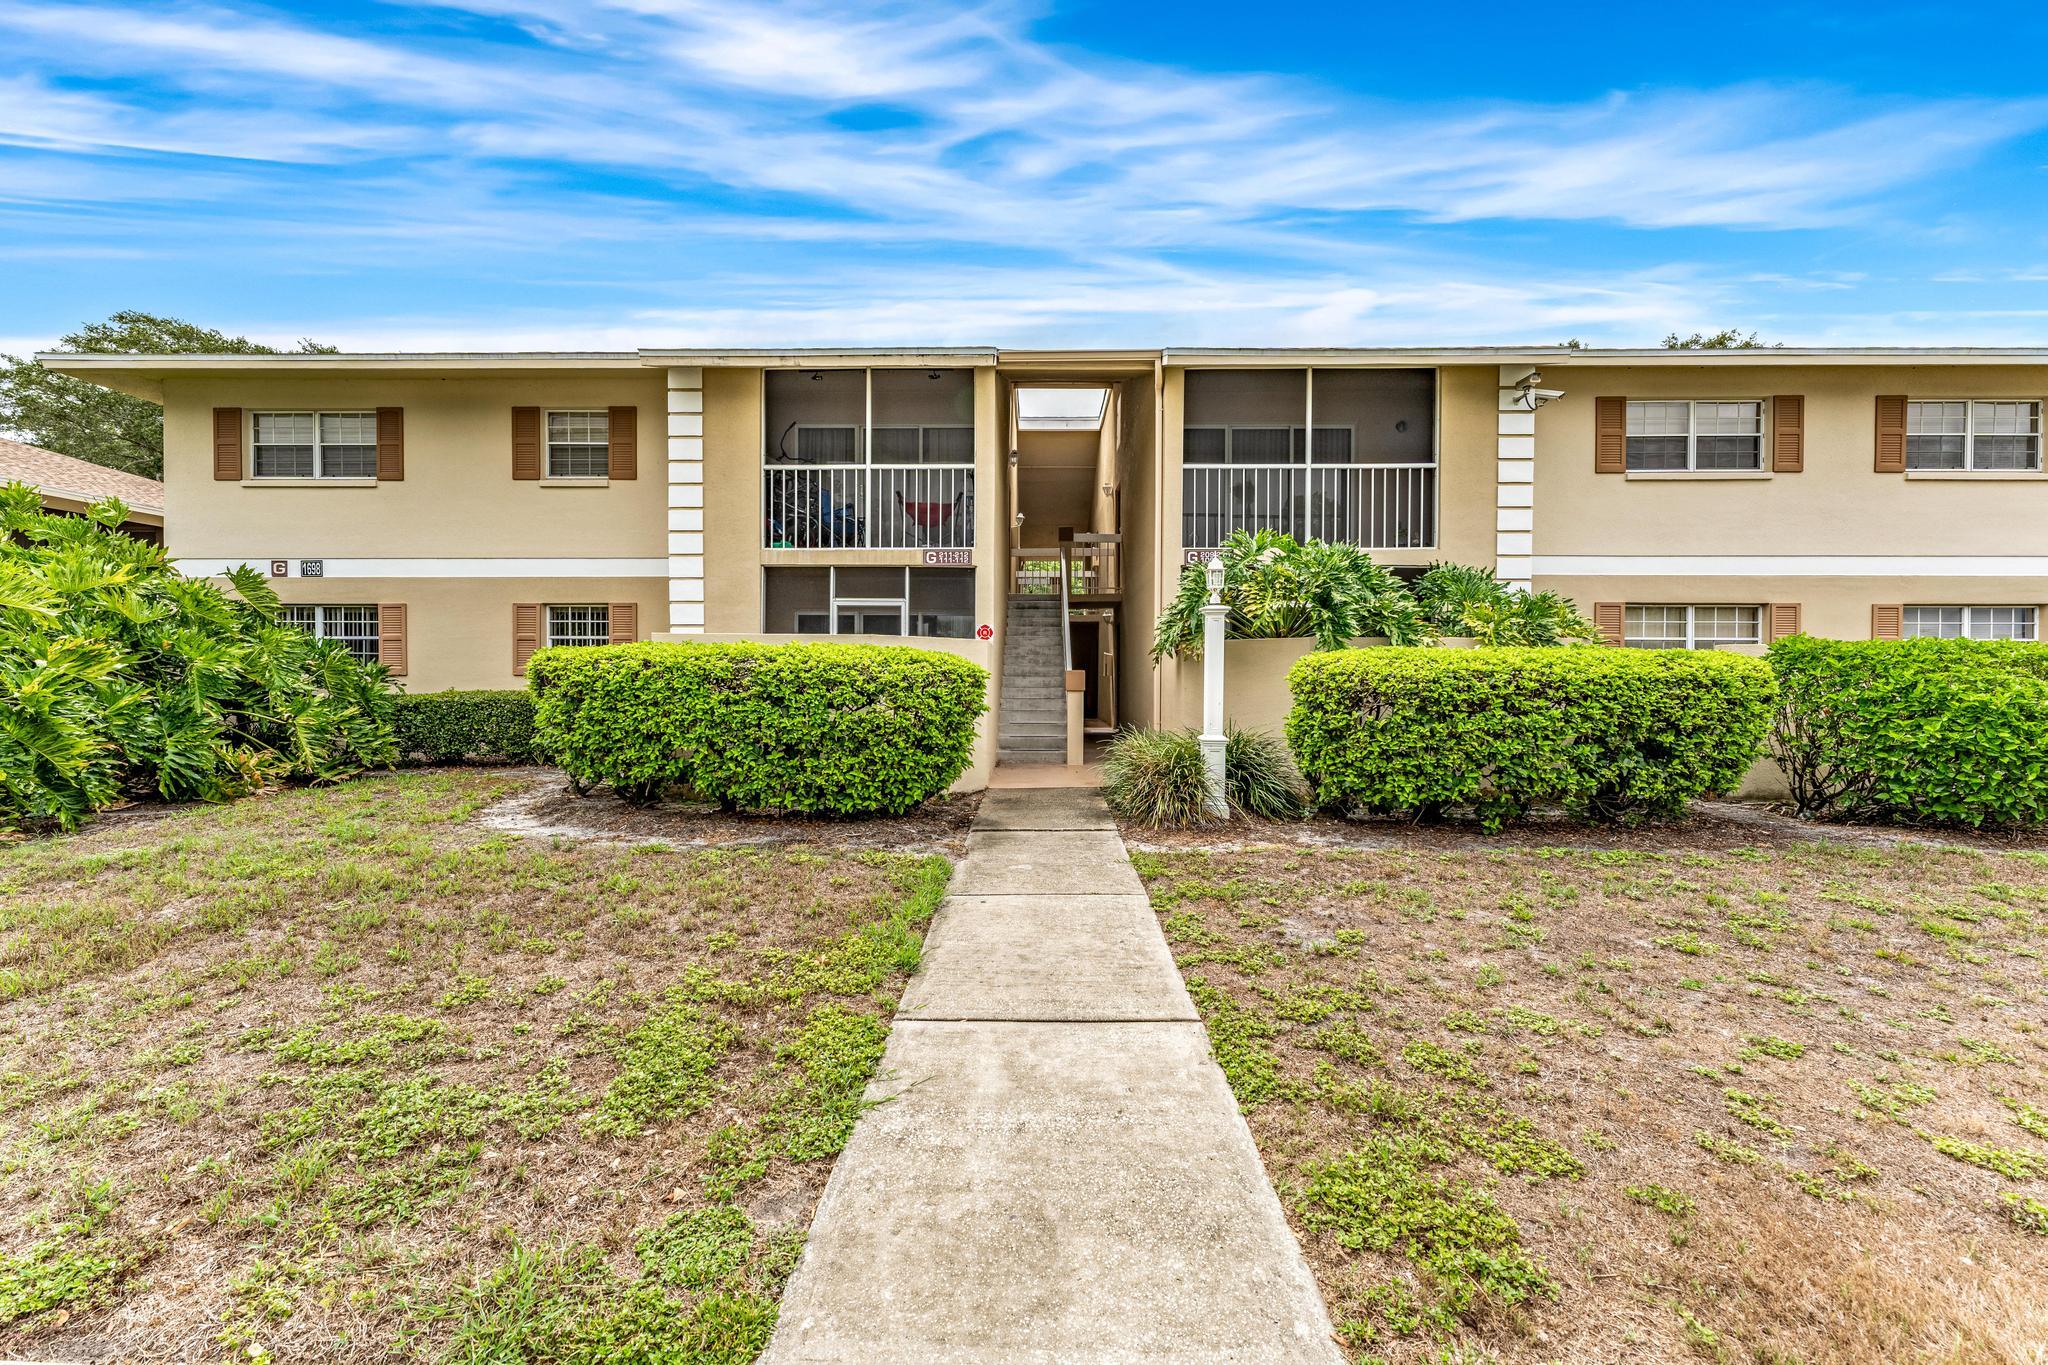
[997,748,1066,764]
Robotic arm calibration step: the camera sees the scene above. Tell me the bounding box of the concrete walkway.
[763,788,1341,1365]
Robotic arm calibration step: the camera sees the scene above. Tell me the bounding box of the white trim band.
[1535,555,2048,577]
[179,557,666,578]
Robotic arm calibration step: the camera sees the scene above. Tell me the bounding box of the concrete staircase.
[998,597,1068,764]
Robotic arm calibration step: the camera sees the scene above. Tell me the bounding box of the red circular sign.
[976,623,994,641]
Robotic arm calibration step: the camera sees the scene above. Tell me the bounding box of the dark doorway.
[1068,620,1100,720]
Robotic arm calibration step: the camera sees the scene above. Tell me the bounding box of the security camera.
[1518,387,1566,410]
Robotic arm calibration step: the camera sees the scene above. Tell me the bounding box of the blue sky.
[4,0,2048,351]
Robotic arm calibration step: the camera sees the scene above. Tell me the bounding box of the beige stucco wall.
[1535,364,2048,557]
[260,576,667,692]
[1541,573,2048,642]
[161,371,667,559]
[702,367,766,633]
[1121,371,1163,729]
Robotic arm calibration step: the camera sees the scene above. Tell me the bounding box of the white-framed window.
[280,605,379,663]
[1623,604,1762,650]
[252,411,376,479]
[1906,401,2041,471]
[546,410,610,478]
[545,604,610,647]
[1625,400,1764,472]
[1182,426,1356,465]
[1902,605,2038,640]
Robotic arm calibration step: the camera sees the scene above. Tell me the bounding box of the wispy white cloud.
[0,0,2042,343]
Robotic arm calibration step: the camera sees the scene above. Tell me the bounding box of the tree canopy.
[0,312,335,479]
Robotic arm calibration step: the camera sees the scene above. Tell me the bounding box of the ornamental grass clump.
[1101,725,1307,827]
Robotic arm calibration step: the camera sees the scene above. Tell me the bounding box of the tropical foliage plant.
[0,483,395,830]
[1152,530,1429,658]
[1410,563,1601,646]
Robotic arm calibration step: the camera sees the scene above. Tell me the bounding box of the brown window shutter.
[1871,604,1903,640]
[377,603,408,675]
[1874,395,1907,473]
[375,407,405,481]
[514,603,542,675]
[1766,602,1802,643]
[1771,396,1803,473]
[1594,601,1625,645]
[1594,397,1627,474]
[512,407,542,480]
[608,406,637,480]
[608,602,638,643]
[213,407,243,480]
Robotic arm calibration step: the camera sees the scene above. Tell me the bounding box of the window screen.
[546,410,609,478]
[546,605,610,647]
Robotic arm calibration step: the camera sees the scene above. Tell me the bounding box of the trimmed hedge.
[1287,647,1776,829]
[390,690,537,764]
[527,641,986,814]
[1769,636,2048,827]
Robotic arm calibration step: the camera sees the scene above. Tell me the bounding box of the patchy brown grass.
[1134,826,2048,1364]
[0,769,952,1363]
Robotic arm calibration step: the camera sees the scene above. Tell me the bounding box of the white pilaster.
[666,367,706,632]
[1496,366,1537,591]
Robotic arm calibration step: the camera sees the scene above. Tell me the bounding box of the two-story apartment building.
[47,345,2048,787]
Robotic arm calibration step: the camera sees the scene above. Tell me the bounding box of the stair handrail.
[1058,545,1072,675]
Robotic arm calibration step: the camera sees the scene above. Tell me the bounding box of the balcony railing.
[765,465,974,549]
[1010,534,1120,597]
[1181,463,1436,552]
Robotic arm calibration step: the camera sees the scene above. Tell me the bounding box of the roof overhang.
[640,347,998,368]
[38,352,647,401]
[34,485,165,519]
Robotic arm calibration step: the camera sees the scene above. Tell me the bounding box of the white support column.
[1496,366,1537,592]
[666,367,706,632]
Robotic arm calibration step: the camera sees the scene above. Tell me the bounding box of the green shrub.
[1769,636,2048,828]
[0,484,395,831]
[528,641,985,814]
[391,690,537,764]
[1101,725,1307,826]
[1287,647,1775,830]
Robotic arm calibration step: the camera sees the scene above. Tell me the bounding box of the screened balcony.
[1181,368,1437,552]
[763,368,975,549]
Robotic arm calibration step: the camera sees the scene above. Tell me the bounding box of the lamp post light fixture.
[1199,554,1228,820]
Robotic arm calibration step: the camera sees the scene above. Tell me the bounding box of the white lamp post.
[1199,555,1228,819]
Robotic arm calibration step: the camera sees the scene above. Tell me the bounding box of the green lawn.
[1137,833,2048,1364]
[0,770,947,1363]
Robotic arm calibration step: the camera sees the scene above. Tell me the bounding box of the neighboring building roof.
[0,436,165,516]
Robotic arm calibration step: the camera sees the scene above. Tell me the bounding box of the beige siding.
[266,576,666,692]
[162,372,666,560]
[1535,365,2048,558]
[1542,574,2048,643]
